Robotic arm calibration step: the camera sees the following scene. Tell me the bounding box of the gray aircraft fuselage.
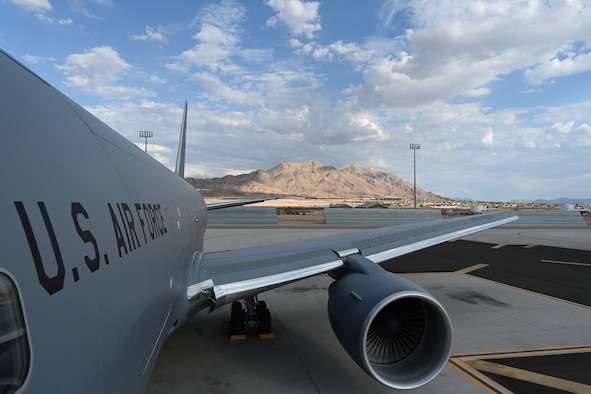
[1,49,206,392]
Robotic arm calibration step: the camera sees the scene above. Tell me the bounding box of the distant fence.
[206,207,587,227]
[324,208,443,225]
[207,207,277,224]
[506,211,586,227]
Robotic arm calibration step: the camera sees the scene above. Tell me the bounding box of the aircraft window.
[0,274,30,392]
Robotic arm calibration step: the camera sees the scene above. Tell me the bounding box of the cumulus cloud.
[480,128,494,147]
[290,39,376,65]
[166,0,245,73]
[265,0,321,39]
[56,46,156,98]
[347,1,591,110]
[525,49,591,84]
[551,120,575,134]
[548,120,591,149]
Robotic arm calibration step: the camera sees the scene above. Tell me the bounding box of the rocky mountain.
[186,160,446,200]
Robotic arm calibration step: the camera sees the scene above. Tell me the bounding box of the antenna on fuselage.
[175,100,188,178]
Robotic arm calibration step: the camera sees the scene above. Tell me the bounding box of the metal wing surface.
[194,211,518,306]
[206,198,276,210]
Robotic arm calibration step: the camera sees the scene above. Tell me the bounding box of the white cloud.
[56,46,156,98]
[480,128,494,147]
[525,49,591,84]
[11,0,51,12]
[265,0,321,39]
[347,113,387,142]
[167,1,245,72]
[291,39,376,66]
[191,72,264,106]
[11,0,75,25]
[350,1,591,111]
[170,28,236,72]
[195,0,245,30]
[327,41,375,64]
[92,0,114,6]
[70,0,100,19]
[130,25,169,43]
[462,87,490,97]
[551,120,574,134]
[22,53,56,64]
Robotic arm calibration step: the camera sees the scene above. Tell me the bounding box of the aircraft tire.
[230,301,245,335]
[258,307,271,334]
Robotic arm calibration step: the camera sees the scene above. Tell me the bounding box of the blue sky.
[1,0,590,201]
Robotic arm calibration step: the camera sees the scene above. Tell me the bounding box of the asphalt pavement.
[147,226,591,393]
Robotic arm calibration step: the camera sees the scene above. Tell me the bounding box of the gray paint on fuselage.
[1,49,207,392]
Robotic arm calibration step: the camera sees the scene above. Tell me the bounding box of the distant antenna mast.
[175,101,188,178]
[139,130,153,152]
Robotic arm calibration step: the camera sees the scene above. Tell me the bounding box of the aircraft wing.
[206,197,276,210]
[191,211,518,306]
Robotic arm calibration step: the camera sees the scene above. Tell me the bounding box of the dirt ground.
[205,197,380,208]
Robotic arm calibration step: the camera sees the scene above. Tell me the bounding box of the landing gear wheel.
[230,301,245,335]
[257,301,271,335]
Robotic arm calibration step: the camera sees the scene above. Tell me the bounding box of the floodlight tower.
[139,130,153,153]
[409,143,421,209]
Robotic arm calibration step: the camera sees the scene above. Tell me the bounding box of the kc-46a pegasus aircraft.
[0,48,518,393]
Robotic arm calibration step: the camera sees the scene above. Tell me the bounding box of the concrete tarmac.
[147,225,591,393]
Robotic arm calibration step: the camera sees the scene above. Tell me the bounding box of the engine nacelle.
[327,254,452,390]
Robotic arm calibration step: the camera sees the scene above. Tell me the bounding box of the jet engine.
[327,254,452,390]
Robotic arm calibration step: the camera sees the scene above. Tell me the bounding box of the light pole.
[409,143,421,209]
[139,130,153,153]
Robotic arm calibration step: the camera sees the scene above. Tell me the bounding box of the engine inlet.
[366,298,425,364]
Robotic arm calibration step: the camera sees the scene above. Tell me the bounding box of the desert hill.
[186,160,446,200]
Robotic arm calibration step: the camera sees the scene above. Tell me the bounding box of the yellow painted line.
[451,344,591,360]
[523,244,538,249]
[451,346,591,393]
[466,359,591,394]
[466,275,591,311]
[455,263,489,275]
[541,259,591,267]
[448,359,508,394]
[229,334,247,341]
[491,244,506,249]
[453,344,591,360]
[259,333,275,339]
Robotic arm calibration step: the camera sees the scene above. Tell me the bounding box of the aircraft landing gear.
[230,295,274,339]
